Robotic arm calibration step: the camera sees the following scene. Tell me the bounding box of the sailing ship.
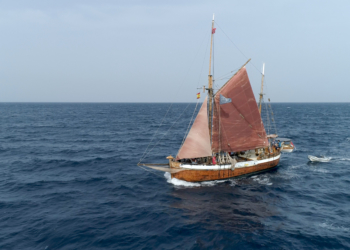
[138,16,282,182]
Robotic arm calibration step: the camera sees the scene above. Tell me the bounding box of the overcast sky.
[0,0,349,102]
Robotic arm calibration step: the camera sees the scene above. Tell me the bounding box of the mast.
[258,63,265,114]
[208,14,215,142]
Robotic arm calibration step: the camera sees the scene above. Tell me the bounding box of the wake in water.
[289,164,303,169]
[164,172,236,187]
[277,167,301,180]
[313,156,350,162]
[164,172,201,187]
[337,157,350,161]
[251,174,273,185]
[312,168,329,173]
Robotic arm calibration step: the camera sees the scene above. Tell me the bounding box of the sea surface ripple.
[0,103,350,249]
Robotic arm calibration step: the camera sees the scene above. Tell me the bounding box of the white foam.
[312,168,329,173]
[289,164,303,169]
[251,175,273,185]
[319,222,350,232]
[229,180,237,186]
[201,179,229,186]
[279,171,300,180]
[326,156,350,162]
[164,172,201,187]
[271,165,302,180]
[338,158,350,161]
[164,172,236,187]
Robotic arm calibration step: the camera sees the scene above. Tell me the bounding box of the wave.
[337,158,350,161]
[312,168,329,173]
[251,174,273,185]
[277,171,300,180]
[319,222,350,232]
[2,103,350,249]
[164,173,236,187]
[321,156,350,162]
[164,172,201,187]
[289,164,303,169]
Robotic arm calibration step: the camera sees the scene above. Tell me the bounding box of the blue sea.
[1,103,350,249]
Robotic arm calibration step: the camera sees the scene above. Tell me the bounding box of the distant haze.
[1,0,349,102]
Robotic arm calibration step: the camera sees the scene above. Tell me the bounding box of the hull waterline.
[171,155,280,182]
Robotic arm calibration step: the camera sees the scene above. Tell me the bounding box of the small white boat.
[308,155,331,162]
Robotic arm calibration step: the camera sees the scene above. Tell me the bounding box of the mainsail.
[212,67,268,153]
[176,96,212,160]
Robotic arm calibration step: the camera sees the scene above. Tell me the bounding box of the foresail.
[212,67,268,153]
[176,96,212,160]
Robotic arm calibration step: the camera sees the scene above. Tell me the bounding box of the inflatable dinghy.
[308,155,331,162]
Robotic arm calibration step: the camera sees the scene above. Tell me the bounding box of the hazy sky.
[1,0,349,102]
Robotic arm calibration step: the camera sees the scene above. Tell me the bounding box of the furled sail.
[212,67,268,153]
[176,96,212,160]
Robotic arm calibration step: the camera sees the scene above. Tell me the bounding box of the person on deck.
[272,140,277,150]
[212,156,217,165]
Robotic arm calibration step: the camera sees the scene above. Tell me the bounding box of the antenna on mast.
[262,63,265,76]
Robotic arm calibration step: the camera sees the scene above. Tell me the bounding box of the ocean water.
[0,102,350,249]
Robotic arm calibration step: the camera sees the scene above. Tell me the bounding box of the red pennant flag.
[212,28,216,34]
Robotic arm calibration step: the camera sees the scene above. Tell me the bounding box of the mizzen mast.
[258,63,265,114]
[208,14,215,141]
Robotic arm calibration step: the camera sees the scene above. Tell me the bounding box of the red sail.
[177,97,212,160]
[212,67,268,153]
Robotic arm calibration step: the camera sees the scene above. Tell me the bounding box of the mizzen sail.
[212,67,268,153]
[176,96,212,160]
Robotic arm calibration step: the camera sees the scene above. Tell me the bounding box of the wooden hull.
[171,157,280,182]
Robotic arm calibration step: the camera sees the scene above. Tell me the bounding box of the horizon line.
[1,101,350,104]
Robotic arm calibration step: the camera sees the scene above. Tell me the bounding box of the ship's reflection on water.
[168,175,281,233]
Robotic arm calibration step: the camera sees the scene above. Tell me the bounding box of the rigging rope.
[174,31,213,157]
[139,103,174,162]
[177,99,201,157]
[139,102,193,163]
[139,30,211,164]
[214,21,262,75]
[140,20,277,164]
[269,99,278,134]
[212,22,279,146]
[214,67,240,81]
[264,99,271,135]
[262,76,278,135]
[175,29,213,155]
